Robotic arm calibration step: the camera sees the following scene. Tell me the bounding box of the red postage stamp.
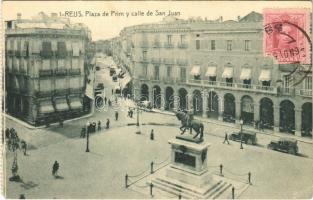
[263,8,311,64]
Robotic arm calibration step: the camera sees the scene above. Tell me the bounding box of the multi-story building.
[111,12,312,138]
[5,12,93,126]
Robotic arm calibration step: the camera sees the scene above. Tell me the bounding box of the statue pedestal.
[166,136,211,187]
[149,136,216,198]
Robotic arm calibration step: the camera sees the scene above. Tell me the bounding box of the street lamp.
[240,119,244,149]
[86,122,90,152]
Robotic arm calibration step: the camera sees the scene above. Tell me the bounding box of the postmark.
[263,8,312,86]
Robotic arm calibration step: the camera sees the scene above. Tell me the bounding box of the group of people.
[127,108,134,118]
[80,119,111,138]
[5,128,27,155]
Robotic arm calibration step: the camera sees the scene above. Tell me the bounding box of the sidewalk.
[150,109,313,144]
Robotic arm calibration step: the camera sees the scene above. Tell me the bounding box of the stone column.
[173,91,179,112]
[254,102,260,122]
[188,92,193,113]
[273,106,280,132]
[149,87,153,103]
[235,100,241,124]
[295,108,302,137]
[202,90,207,118]
[218,95,224,121]
[160,91,165,110]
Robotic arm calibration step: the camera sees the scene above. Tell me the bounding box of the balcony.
[36,91,52,97]
[176,59,188,66]
[298,89,312,97]
[69,68,81,75]
[138,75,148,80]
[40,50,53,58]
[177,78,187,83]
[278,87,296,96]
[163,58,175,65]
[7,50,14,56]
[163,77,175,84]
[55,69,68,76]
[151,58,162,64]
[177,43,188,49]
[186,80,277,94]
[39,69,53,77]
[150,76,160,82]
[21,50,29,58]
[164,43,174,48]
[139,57,149,63]
[152,41,161,48]
[15,50,22,57]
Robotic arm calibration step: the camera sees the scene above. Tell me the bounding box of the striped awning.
[240,68,252,80]
[259,69,271,81]
[39,101,54,114]
[190,66,200,76]
[205,66,217,77]
[55,99,69,112]
[70,98,83,110]
[222,67,233,78]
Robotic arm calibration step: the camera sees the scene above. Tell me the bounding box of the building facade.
[111,12,312,137]
[5,12,93,126]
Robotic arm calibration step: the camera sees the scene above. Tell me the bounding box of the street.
[4,57,313,199]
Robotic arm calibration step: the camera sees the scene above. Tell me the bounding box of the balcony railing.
[40,50,53,58]
[163,77,175,84]
[36,91,52,97]
[177,78,187,83]
[152,41,161,48]
[163,58,175,65]
[69,68,81,75]
[298,89,312,97]
[176,59,188,66]
[278,87,295,96]
[139,57,149,63]
[39,69,53,77]
[163,43,174,48]
[151,58,162,64]
[55,69,68,76]
[177,43,188,49]
[187,80,277,94]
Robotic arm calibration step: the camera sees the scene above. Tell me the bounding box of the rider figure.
[186,112,194,134]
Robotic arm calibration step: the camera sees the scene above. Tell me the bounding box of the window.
[167,35,172,45]
[166,65,172,77]
[244,40,251,51]
[283,75,291,88]
[211,40,215,50]
[180,68,186,81]
[196,40,200,50]
[304,76,312,90]
[180,35,186,44]
[142,51,147,60]
[209,76,216,82]
[226,78,233,86]
[142,64,148,76]
[154,65,159,80]
[227,40,232,51]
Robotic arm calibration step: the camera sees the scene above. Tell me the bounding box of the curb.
[4,113,94,130]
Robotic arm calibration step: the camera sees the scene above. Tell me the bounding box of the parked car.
[229,131,257,145]
[267,138,298,155]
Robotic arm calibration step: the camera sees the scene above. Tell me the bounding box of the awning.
[222,67,233,78]
[259,69,271,81]
[39,101,54,114]
[120,74,132,88]
[205,66,217,77]
[190,66,200,76]
[55,99,69,112]
[70,98,83,110]
[240,68,252,80]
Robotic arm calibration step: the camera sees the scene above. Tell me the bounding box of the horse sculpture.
[175,111,204,139]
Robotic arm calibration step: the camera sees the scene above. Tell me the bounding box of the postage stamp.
[263,8,311,65]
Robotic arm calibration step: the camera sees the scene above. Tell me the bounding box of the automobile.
[267,138,298,155]
[138,100,153,111]
[109,68,116,76]
[229,131,257,145]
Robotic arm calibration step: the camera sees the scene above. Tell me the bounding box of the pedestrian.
[112,89,114,95]
[5,128,10,140]
[81,127,86,138]
[21,140,27,156]
[223,132,230,144]
[98,121,101,131]
[106,119,110,129]
[130,109,133,118]
[108,100,112,107]
[150,129,154,140]
[104,97,107,105]
[115,111,119,121]
[52,161,59,177]
[93,122,97,133]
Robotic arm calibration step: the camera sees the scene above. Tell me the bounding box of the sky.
[3,1,311,41]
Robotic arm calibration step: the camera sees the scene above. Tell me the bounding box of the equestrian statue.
[174,111,204,139]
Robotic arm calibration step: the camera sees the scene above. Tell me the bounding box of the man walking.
[98,121,101,131]
[106,119,110,129]
[52,161,59,177]
[21,140,27,156]
[115,111,119,121]
[104,97,107,105]
[223,132,230,144]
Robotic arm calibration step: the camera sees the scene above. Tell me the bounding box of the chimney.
[237,15,241,21]
[51,13,58,18]
[17,13,22,20]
